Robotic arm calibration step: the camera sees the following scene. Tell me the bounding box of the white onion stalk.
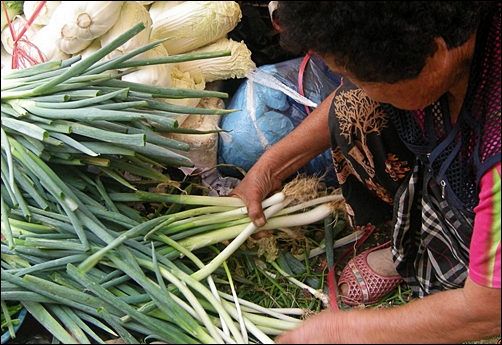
[216,298,275,344]
[156,235,234,339]
[148,191,298,238]
[190,176,329,282]
[135,257,247,344]
[307,231,362,259]
[218,291,305,322]
[217,248,248,343]
[174,200,340,256]
[100,1,152,61]
[159,192,345,237]
[148,244,225,344]
[161,292,237,344]
[23,1,61,26]
[270,261,330,307]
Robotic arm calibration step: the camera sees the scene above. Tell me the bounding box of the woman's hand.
[228,161,283,228]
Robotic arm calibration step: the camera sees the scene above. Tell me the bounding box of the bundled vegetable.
[0,21,267,343]
[1,21,233,244]
[1,23,359,343]
[45,1,125,54]
[99,1,152,62]
[150,1,242,55]
[2,168,352,343]
[177,37,256,83]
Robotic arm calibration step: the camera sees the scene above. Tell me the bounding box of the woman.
[229,2,500,343]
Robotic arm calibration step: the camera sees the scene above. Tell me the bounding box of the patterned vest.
[383,3,501,295]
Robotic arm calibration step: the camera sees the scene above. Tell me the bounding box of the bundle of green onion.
[1,170,351,343]
[1,21,234,246]
[1,21,357,344]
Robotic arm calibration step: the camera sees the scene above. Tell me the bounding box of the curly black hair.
[275,1,496,83]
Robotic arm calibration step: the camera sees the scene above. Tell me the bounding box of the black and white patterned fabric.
[392,162,473,297]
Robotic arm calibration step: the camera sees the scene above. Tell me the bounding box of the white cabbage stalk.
[1,15,39,55]
[100,1,152,62]
[163,67,206,108]
[47,1,125,54]
[149,1,185,22]
[177,37,256,82]
[23,1,61,26]
[29,23,71,62]
[150,1,242,55]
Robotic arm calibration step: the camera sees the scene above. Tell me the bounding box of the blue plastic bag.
[218,54,341,186]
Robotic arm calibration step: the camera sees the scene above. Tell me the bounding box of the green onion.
[1,17,362,344]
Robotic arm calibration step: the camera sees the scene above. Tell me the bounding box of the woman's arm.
[470,162,501,289]
[275,277,501,343]
[229,90,336,227]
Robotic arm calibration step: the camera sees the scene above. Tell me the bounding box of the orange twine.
[2,0,48,69]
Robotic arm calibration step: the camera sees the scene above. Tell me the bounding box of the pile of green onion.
[1,21,357,344]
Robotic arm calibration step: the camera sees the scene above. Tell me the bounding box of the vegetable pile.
[0,6,361,344]
[1,1,256,102]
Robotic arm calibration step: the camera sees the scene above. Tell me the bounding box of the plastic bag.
[217,54,341,186]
